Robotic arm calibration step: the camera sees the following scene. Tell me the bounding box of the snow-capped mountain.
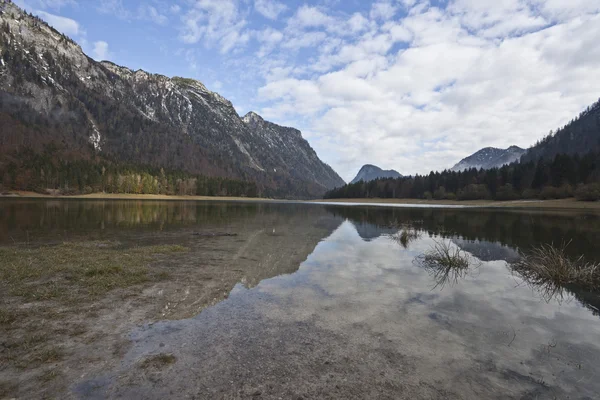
[0,1,344,197]
[450,146,526,172]
[350,165,402,184]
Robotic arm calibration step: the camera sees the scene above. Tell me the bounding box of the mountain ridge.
[0,1,344,198]
[350,164,402,184]
[450,146,526,172]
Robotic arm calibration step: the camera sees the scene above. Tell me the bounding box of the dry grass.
[0,241,187,303]
[511,242,600,300]
[139,353,177,370]
[414,240,480,288]
[391,229,422,249]
[0,240,189,381]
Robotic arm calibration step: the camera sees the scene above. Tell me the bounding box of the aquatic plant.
[391,229,422,249]
[414,240,480,288]
[511,241,600,300]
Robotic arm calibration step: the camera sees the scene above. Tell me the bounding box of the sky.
[14,0,600,182]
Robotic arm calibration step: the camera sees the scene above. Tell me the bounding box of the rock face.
[450,146,526,172]
[0,1,344,198]
[350,164,402,184]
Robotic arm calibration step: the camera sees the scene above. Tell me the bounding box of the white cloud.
[97,0,129,17]
[255,2,600,180]
[32,0,75,9]
[35,10,80,36]
[92,40,110,60]
[138,4,168,25]
[288,5,334,29]
[254,0,287,20]
[369,1,397,21]
[180,0,249,54]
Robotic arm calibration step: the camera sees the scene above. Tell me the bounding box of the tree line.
[325,151,600,202]
[0,148,259,197]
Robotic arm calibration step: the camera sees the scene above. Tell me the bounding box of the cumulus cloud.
[35,10,80,36]
[180,0,249,53]
[254,0,287,20]
[92,40,110,60]
[138,4,168,25]
[253,1,600,180]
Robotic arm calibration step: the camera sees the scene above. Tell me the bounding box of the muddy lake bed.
[1,199,600,399]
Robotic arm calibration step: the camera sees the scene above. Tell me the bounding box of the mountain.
[450,146,526,172]
[350,164,402,184]
[521,99,600,163]
[0,2,344,198]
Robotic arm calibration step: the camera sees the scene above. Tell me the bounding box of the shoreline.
[2,191,600,210]
[313,197,600,210]
[0,191,275,202]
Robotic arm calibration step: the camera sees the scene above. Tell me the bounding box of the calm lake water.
[2,199,600,399]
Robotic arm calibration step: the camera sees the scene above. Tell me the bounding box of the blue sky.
[14,0,600,181]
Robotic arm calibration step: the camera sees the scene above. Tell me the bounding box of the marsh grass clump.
[414,240,480,288]
[512,242,600,299]
[391,229,422,249]
[139,353,177,370]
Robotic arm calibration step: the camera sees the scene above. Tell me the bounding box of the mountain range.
[350,165,402,184]
[450,146,526,172]
[0,2,344,198]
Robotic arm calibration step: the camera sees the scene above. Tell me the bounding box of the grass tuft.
[414,240,480,288]
[511,241,600,300]
[391,229,422,249]
[139,353,177,370]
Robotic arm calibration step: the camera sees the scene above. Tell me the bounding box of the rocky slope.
[0,1,344,197]
[350,164,402,184]
[450,146,525,172]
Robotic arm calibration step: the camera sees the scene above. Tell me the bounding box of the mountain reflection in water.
[2,200,600,399]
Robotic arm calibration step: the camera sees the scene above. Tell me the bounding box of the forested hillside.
[0,1,343,198]
[325,151,600,201]
[521,99,600,163]
[326,99,600,202]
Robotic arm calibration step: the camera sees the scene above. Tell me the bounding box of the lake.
[1,199,600,399]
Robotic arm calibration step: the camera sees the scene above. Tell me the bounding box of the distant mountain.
[0,2,344,198]
[450,146,526,172]
[521,99,600,163]
[350,165,402,184]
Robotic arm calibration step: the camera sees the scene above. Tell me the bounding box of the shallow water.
[2,200,600,399]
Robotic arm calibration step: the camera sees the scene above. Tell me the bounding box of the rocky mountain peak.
[242,111,264,126]
[0,1,345,198]
[450,146,526,172]
[350,165,402,184]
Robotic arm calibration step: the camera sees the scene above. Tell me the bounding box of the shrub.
[457,184,491,200]
[539,184,573,200]
[575,183,600,201]
[423,191,433,200]
[433,186,446,200]
[495,184,520,201]
[522,189,538,199]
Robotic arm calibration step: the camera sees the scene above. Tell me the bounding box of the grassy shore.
[1,190,271,201]
[316,197,600,210]
[3,191,600,210]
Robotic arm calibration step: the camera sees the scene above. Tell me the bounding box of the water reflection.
[78,217,600,399]
[2,200,600,398]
